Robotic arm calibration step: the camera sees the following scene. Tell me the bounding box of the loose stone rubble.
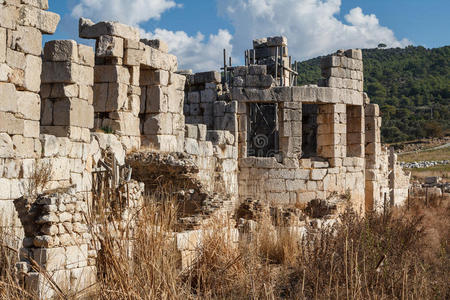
[0,2,411,298]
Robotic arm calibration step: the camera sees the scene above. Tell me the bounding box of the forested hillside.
[295,46,450,143]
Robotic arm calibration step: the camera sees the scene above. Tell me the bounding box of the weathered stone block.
[192,71,221,84]
[146,85,168,113]
[9,25,42,56]
[96,35,124,58]
[94,65,129,83]
[185,124,198,139]
[79,18,140,40]
[44,40,78,62]
[141,38,168,53]
[42,62,93,85]
[7,48,25,70]
[77,44,95,67]
[124,48,144,66]
[23,54,41,92]
[0,83,17,112]
[21,0,49,10]
[18,5,60,34]
[143,113,172,135]
[187,91,199,104]
[0,112,24,135]
[169,72,186,91]
[141,46,177,71]
[0,28,6,64]
[142,134,177,152]
[0,5,19,30]
[0,133,14,158]
[17,91,40,120]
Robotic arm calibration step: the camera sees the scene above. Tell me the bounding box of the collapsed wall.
[0,2,410,297]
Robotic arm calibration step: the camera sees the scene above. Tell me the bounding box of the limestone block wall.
[184,70,238,147]
[0,0,59,243]
[15,192,95,299]
[239,157,365,213]
[184,71,222,128]
[184,124,238,198]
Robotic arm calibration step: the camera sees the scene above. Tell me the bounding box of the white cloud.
[145,29,233,71]
[218,0,411,61]
[71,0,178,25]
[71,0,232,71]
[69,0,410,72]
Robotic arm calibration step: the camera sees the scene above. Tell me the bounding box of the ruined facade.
[0,1,410,298]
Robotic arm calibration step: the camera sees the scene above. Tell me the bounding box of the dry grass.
[1,193,449,299]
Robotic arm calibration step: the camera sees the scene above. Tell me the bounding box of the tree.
[378,43,387,48]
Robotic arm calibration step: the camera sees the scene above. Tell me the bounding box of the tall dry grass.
[1,192,449,299]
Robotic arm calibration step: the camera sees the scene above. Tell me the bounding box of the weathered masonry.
[0,1,410,298]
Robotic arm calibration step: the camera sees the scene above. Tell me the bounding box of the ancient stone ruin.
[0,1,410,298]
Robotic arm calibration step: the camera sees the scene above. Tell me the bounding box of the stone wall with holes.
[233,49,368,213]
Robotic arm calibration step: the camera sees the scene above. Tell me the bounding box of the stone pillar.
[79,18,142,151]
[0,0,59,244]
[346,105,364,157]
[279,101,302,158]
[320,49,364,92]
[317,103,347,165]
[40,40,94,142]
[140,66,186,152]
[364,103,382,211]
[40,40,94,195]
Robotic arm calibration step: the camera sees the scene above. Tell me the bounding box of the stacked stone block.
[40,40,94,142]
[239,156,365,213]
[15,192,95,299]
[316,103,347,162]
[364,103,383,211]
[346,105,365,157]
[184,124,238,196]
[320,49,364,92]
[253,36,290,86]
[184,71,222,128]
[140,68,186,152]
[0,0,59,241]
[78,18,142,151]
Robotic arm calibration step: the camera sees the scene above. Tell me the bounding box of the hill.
[295,46,450,143]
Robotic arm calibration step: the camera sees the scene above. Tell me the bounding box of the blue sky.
[46,0,450,71]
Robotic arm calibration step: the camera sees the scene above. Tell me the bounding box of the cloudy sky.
[47,0,449,71]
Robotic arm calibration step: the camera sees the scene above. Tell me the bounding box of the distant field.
[398,146,450,163]
[405,164,450,180]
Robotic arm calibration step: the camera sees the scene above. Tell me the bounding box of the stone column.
[279,101,302,158]
[364,103,382,211]
[317,103,347,166]
[346,105,365,157]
